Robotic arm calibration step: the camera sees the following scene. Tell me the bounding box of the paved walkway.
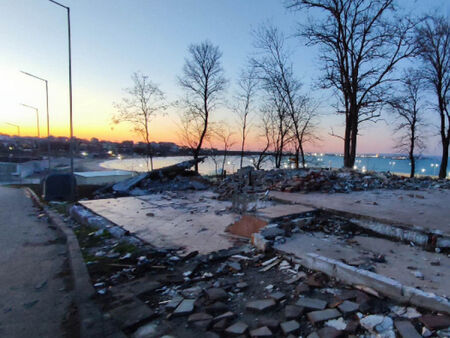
[0,187,75,337]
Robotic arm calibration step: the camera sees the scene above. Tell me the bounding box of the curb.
[24,188,125,338]
[277,248,450,315]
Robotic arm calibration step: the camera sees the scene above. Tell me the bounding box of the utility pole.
[49,0,74,174]
[21,103,40,137]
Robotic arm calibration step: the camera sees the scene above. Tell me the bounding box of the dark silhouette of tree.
[387,70,426,178]
[234,67,258,169]
[178,41,227,172]
[113,72,166,171]
[416,15,449,179]
[286,0,417,168]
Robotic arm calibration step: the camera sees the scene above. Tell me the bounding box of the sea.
[100,153,448,178]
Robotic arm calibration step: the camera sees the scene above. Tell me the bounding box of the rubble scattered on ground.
[69,214,450,338]
[215,167,450,199]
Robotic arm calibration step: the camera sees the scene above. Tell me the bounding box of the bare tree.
[286,0,417,168]
[234,67,258,169]
[178,41,227,172]
[416,15,449,179]
[249,109,272,170]
[251,24,317,169]
[387,70,426,177]
[214,124,236,176]
[113,72,166,171]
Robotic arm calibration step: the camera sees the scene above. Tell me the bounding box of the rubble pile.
[216,167,450,199]
[70,217,450,338]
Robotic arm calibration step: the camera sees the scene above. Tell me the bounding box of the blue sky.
[0,0,448,155]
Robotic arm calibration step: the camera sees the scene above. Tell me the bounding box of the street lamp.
[21,70,51,170]
[49,0,74,174]
[21,103,40,137]
[5,123,20,136]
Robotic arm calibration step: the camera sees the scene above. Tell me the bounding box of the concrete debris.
[324,317,347,330]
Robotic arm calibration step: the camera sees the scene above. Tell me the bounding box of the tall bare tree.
[113,72,166,171]
[252,24,316,169]
[387,70,426,178]
[251,109,272,170]
[416,15,449,179]
[178,41,227,172]
[286,0,417,168]
[234,67,258,169]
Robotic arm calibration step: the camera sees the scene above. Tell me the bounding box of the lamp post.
[49,0,73,174]
[5,123,20,136]
[21,103,40,137]
[21,71,51,170]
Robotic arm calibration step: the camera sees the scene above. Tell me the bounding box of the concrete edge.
[24,188,125,338]
[269,193,450,249]
[276,247,450,315]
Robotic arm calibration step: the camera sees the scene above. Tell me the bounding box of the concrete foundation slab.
[80,191,238,254]
[270,189,450,236]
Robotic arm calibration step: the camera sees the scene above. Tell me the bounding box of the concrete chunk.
[173,299,195,316]
[296,297,327,310]
[225,321,248,335]
[307,309,341,324]
[338,300,359,314]
[249,326,273,337]
[394,320,421,338]
[280,320,300,335]
[246,299,276,312]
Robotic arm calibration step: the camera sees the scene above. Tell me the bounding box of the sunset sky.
[0,0,448,155]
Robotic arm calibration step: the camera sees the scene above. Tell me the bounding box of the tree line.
[113,0,449,179]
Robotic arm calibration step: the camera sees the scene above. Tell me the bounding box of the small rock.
[246,299,276,312]
[225,321,248,335]
[188,312,213,322]
[269,291,286,302]
[307,309,341,324]
[325,317,347,330]
[394,320,421,338]
[420,314,450,330]
[173,299,196,316]
[280,320,300,335]
[205,288,228,301]
[338,300,359,314]
[296,297,327,310]
[317,326,343,338]
[285,305,304,320]
[249,326,273,337]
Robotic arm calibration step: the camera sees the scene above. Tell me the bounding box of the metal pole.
[49,0,73,174]
[20,71,51,170]
[21,104,40,137]
[6,123,20,136]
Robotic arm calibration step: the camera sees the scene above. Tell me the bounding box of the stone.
[296,297,327,310]
[306,332,320,338]
[360,315,384,331]
[285,305,304,320]
[317,326,343,338]
[205,288,228,301]
[165,297,183,311]
[295,283,310,294]
[133,322,158,338]
[307,309,341,324]
[236,282,248,289]
[110,301,154,329]
[394,320,421,338]
[375,316,393,333]
[270,291,286,302]
[419,314,450,330]
[338,300,359,314]
[213,311,236,322]
[258,317,280,330]
[173,299,196,316]
[227,262,242,271]
[280,320,300,335]
[225,321,249,335]
[252,233,269,252]
[213,318,228,332]
[249,326,273,337]
[188,312,213,322]
[205,302,228,315]
[246,299,276,312]
[325,317,347,330]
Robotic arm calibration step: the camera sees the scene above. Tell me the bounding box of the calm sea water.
[101,154,448,178]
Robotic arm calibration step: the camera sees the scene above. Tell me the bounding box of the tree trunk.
[294,148,299,169]
[343,114,352,168]
[439,136,449,179]
[299,143,306,168]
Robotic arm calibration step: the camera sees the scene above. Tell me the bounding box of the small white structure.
[74,170,135,185]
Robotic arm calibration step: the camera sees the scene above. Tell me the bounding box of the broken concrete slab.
[173,299,196,316]
[246,299,276,312]
[256,204,315,221]
[307,309,341,324]
[205,288,228,302]
[419,314,450,330]
[280,320,300,335]
[249,326,273,337]
[109,299,154,329]
[296,297,327,310]
[337,300,359,314]
[225,321,248,335]
[284,305,304,319]
[394,320,421,338]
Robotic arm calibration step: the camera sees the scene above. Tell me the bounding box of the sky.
[0,0,448,155]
